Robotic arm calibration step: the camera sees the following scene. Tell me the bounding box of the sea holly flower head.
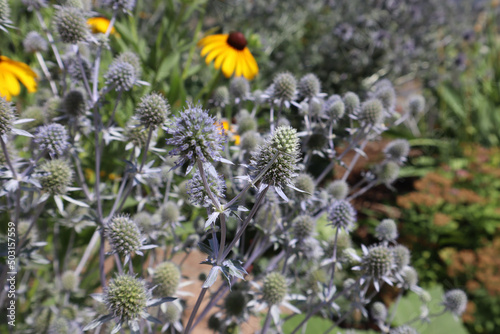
[165,103,226,170]
[84,274,175,333]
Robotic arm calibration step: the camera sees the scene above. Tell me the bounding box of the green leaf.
[391,285,469,334]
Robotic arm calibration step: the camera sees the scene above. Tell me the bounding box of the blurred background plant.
[0,0,498,333]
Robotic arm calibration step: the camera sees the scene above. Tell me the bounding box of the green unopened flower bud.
[20,106,45,130]
[443,289,467,316]
[163,302,181,324]
[48,318,69,334]
[61,270,79,291]
[211,86,229,107]
[106,215,142,255]
[384,139,410,162]
[0,96,15,135]
[363,244,394,279]
[153,261,180,297]
[124,121,147,147]
[237,115,257,134]
[401,266,418,289]
[105,274,148,320]
[371,301,387,321]
[373,85,396,112]
[225,290,247,317]
[377,161,400,185]
[408,95,425,116]
[293,173,315,201]
[327,180,349,200]
[298,73,321,100]
[251,126,300,189]
[324,95,345,120]
[343,92,360,116]
[272,72,297,102]
[262,272,287,305]
[187,169,225,207]
[393,245,410,272]
[293,215,315,240]
[104,60,136,92]
[63,89,86,116]
[135,92,170,128]
[39,159,73,195]
[44,97,62,120]
[230,77,250,100]
[116,51,142,78]
[24,31,48,53]
[240,130,261,152]
[54,6,89,44]
[375,219,398,242]
[159,201,180,223]
[360,99,384,125]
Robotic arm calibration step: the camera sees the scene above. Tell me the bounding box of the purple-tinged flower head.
[298,73,321,100]
[165,103,226,168]
[271,72,297,104]
[327,199,356,230]
[334,23,354,41]
[34,123,70,157]
[187,168,226,207]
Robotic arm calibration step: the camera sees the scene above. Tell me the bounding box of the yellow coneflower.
[87,17,116,35]
[198,32,258,80]
[0,55,38,101]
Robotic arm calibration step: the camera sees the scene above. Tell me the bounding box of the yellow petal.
[214,49,230,70]
[2,71,21,96]
[243,48,259,80]
[234,51,244,77]
[221,49,237,78]
[1,57,38,92]
[201,41,228,57]
[198,34,228,47]
[0,72,13,101]
[205,46,228,65]
[240,52,253,80]
[87,17,116,35]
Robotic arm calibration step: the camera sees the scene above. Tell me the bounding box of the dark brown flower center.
[227,32,247,51]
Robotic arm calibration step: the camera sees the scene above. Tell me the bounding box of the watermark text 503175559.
[6,221,17,327]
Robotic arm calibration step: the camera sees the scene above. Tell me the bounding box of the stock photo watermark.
[6,221,16,327]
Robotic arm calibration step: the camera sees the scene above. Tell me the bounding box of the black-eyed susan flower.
[87,17,116,35]
[0,56,38,101]
[198,32,258,80]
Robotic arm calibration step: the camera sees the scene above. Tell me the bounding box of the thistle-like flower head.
[271,72,297,104]
[34,123,70,157]
[186,168,226,207]
[362,244,394,280]
[262,272,287,305]
[39,159,73,195]
[104,59,136,92]
[106,214,144,256]
[250,125,300,191]
[135,93,170,129]
[23,31,48,53]
[54,6,90,44]
[165,103,226,168]
[443,289,467,316]
[327,199,357,230]
[153,261,180,297]
[375,219,398,242]
[104,274,148,321]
